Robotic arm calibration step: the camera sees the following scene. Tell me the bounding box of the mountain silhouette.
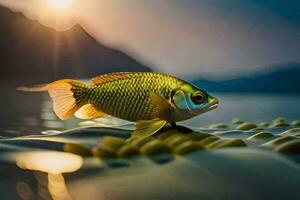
[0,6,151,84]
[192,63,300,94]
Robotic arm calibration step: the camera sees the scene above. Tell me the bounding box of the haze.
[1,0,299,79]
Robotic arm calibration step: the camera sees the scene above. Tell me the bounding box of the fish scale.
[84,72,181,121]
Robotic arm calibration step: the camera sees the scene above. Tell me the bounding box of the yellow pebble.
[273,117,285,124]
[187,132,212,141]
[63,143,92,157]
[236,122,257,130]
[231,118,243,125]
[247,132,273,140]
[130,136,155,148]
[92,146,116,158]
[174,141,204,155]
[210,123,228,129]
[117,145,140,157]
[198,136,220,147]
[164,135,189,148]
[291,120,300,126]
[102,136,126,150]
[207,139,246,149]
[140,140,171,156]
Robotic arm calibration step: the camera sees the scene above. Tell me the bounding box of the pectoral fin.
[148,91,174,117]
[132,118,167,137]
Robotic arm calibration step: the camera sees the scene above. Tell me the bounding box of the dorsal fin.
[90,72,133,85]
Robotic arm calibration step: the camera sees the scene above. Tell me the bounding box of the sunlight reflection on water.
[15,151,83,200]
[16,151,83,174]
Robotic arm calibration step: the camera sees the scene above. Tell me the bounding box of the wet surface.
[1,120,300,199]
[1,83,300,199]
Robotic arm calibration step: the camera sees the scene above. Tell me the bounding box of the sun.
[47,0,73,10]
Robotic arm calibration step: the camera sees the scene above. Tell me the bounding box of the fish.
[18,72,219,137]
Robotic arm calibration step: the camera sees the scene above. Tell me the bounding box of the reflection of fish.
[18,72,218,137]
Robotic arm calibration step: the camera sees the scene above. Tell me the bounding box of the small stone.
[258,122,269,128]
[156,131,176,140]
[231,118,243,125]
[101,136,126,150]
[198,136,220,146]
[270,122,289,128]
[210,123,228,129]
[140,140,171,156]
[236,122,257,130]
[247,132,273,140]
[207,139,246,149]
[163,135,189,148]
[291,120,300,126]
[130,136,155,148]
[275,140,300,154]
[273,117,285,124]
[263,136,297,147]
[64,143,92,157]
[248,127,264,131]
[117,145,139,157]
[187,132,212,141]
[174,141,204,155]
[280,128,300,137]
[92,146,116,158]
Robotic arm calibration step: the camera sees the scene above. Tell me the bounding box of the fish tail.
[18,79,89,120]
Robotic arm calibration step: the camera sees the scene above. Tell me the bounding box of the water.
[183,93,300,126]
[0,82,299,136]
[1,84,300,200]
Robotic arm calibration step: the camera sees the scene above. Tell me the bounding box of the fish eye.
[192,92,206,104]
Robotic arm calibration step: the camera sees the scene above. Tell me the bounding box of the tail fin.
[18,79,88,120]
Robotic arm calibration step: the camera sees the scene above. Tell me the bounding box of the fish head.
[172,83,219,116]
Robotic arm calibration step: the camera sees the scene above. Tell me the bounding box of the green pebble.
[140,140,171,156]
[92,146,116,158]
[117,145,140,157]
[197,136,220,146]
[249,127,264,131]
[207,139,247,149]
[273,117,285,124]
[231,118,243,125]
[263,136,297,147]
[236,122,257,130]
[187,132,212,141]
[174,141,204,155]
[275,140,300,154]
[101,136,126,150]
[291,120,300,126]
[258,122,269,128]
[164,135,189,148]
[156,131,176,140]
[130,136,155,148]
[64,143,92,157]
[210,123,228,129]
[247,132,274,140]
[280,128,300,137]
[270,122,290,128]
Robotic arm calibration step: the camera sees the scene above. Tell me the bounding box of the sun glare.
[47,0,73,10]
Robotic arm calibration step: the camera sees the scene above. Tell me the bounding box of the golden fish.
[19,72,219,137]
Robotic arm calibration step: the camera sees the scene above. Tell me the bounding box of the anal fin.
[75,104,107,119]
[132,118,167,137]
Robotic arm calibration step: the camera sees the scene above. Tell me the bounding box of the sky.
[0,0,300,79]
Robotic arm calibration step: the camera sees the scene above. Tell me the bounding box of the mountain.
[0,6,151,84]
[192,63,300,94]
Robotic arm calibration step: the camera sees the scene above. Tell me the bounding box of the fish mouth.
[207,99,219,111]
